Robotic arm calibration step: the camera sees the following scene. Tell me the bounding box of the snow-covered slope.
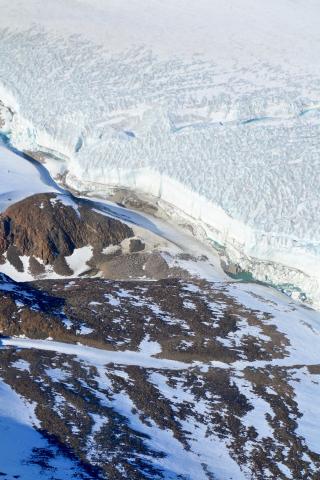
[0,0,320,305]
[0,379,92,479]
[1,275,320,478]
[0,142,59,211]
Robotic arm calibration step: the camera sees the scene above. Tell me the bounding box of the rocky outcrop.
[0,193,134,265]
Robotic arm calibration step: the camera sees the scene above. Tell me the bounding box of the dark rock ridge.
[0,193,134,266]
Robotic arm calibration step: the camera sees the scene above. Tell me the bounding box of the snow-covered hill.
[0,0,320,305]
[1,273,320,479]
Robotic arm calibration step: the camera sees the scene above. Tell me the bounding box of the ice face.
[0,0,320,305]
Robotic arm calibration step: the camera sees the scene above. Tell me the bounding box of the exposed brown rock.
[29,256,46,276]
[53,254,73,276]
[0,193,134,265]
[128,237,145,253]
[6,245,23,271]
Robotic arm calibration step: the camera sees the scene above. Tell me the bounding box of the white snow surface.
[0,0,320,304]
[0,143,58,211]
[289,367,320,455]
[65,245,93,276]
[0,379,84,478]
[139,334,162,355]
[1,338,190,371]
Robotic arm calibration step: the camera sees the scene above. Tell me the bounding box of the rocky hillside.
[0,192,223,283]
[0,193,134,277]
[0,272,319,479]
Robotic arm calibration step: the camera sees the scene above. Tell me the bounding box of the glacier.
[0,0,320,306]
